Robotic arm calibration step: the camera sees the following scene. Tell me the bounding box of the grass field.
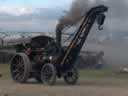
[1,64,128,96]
[1,64,128,80]
[0,64,10,80]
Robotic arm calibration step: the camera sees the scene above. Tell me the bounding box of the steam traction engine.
[10,5,108,85]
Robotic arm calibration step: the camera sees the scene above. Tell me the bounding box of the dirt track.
[1,64,128,96]
[1,79,128,96]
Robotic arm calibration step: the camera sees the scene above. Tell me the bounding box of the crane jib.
[56,5,108,71]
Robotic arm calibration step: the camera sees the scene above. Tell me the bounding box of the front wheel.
[63,67,79,85]
[41,63,56,85]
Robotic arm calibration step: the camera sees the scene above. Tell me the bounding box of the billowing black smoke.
[56,0,106,32]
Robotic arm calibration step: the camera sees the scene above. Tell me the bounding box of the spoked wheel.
[41,63,56,85]
[10,53,31,83]
[64,67,79,85]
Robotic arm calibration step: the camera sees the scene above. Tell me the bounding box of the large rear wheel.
[10,53,31,83]
[41,63,56,85]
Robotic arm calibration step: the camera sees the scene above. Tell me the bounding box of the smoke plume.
[56,0,106,32]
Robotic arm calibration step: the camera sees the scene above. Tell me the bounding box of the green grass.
[0,64,10,80]
[79,69,128,87]
[1,64,128,80]
[80,69,128,79]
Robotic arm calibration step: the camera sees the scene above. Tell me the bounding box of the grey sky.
[0,0,127,35]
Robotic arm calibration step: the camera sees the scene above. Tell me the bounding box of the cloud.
[0,6,62,32]
[0,19,58,32]
[0,6,33,15]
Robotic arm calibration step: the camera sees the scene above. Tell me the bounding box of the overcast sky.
[0,0,73,32]
[0,0,127,34]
